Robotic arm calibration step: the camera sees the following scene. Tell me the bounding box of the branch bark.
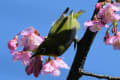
[67,0,105,80]
[80,69,120,80]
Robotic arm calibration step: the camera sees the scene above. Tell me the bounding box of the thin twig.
[79,69,120,80]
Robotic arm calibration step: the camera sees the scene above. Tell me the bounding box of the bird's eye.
[40,48,46,53]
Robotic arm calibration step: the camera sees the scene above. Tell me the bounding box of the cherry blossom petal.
[18,33,45,51]
[53,58,69,69]
[12,51,32,65]
[111,2,120,11]
[51,69,60,76]
[112,37,120,49]
[105,36,116,45]
[42,62,55,74]
[18,36,27,47]
[84,20,108,32]
[21,27,35,36]
[105,32,120,50]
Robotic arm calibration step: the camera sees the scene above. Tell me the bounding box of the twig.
[67,0,105,80]
[79,69,120,80]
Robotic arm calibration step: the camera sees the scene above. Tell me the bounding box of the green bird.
[32,8,85,57]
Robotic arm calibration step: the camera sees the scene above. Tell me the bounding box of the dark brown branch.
[79,69,120,80]
[67,0,105,80]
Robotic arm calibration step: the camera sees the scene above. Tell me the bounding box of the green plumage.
[32,8,85,57]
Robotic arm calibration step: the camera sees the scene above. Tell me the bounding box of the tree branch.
[79,69,120,80]
[67,0,105,80]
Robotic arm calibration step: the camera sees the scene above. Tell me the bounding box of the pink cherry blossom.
[18,33,44,51]
[53,57,70,69]
[8,26,69,77]
[18,27,45,51]
[50,69,60,76]
[12,51,32,65]
[105,32,120,50]
[111,2,120,11]
[21,27,40,36]
[8,27,44,66]
[42,57,69,76]
[85,2,120,32]
[97,3,120,24]
[105,36,116,45]
[8,36,18,51]
[42,60,60,76]
[26,56,43,77]
[112,38,120,50]
[84,20,108,32]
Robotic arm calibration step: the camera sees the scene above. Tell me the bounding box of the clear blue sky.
[1,0,120,80]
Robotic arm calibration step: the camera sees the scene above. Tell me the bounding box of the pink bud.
[8,36,18,51]
[25,63,33,75]
[96,2,102,9]
[112,26,118,34]
[104,31,110,41]
[25,56,43,77]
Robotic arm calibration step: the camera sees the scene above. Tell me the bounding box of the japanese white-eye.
[32,8,85,57]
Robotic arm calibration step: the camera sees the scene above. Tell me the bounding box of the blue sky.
[1,0,120,80]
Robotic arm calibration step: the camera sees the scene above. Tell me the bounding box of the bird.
[31,8,85,57]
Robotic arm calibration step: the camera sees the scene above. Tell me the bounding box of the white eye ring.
[40,48,46,53]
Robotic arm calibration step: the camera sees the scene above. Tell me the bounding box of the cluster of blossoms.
[84,0,120,50]
[8,27,69,77]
